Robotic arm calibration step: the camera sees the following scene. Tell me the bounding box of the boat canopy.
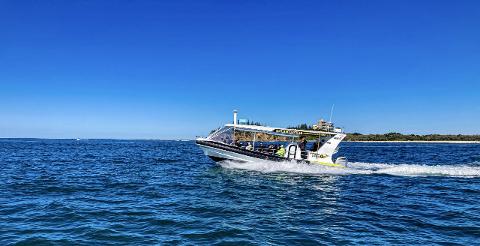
[225,124,297,138]
[224,124,338,137]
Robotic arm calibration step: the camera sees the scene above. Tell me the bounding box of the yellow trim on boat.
[311,161,345,168]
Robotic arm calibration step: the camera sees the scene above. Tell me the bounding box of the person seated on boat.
[310,141,320,151]
[268,144,276,154]
[276,145,285,157]
[246,142,253,151]
[258,142,265,152]
[233,139,241,147]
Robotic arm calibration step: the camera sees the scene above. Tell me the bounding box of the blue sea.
[1,139,479,245]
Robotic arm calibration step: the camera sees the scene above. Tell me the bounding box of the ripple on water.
[0,140,479,245]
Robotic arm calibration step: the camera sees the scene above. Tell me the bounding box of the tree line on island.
[221,122,480,142]
[345,132,480,142]
[289,124,480,141]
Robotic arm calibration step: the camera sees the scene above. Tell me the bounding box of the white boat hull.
[198,144,263,163]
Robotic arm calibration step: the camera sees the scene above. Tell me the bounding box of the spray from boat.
[219,160,480,178]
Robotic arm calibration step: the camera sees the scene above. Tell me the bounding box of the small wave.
[219,160,480,177]
[154,158,180,163]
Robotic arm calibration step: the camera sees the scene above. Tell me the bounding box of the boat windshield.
[207,126,235,144]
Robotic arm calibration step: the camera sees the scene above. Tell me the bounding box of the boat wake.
[219,160,480,177]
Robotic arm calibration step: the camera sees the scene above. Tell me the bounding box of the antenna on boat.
[329,104,335,123]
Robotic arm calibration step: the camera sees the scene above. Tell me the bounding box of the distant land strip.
[345,133,480,142]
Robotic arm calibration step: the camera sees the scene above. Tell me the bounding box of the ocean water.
[1,140,479,245]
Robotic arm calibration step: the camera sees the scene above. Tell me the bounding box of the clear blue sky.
[1,0,479,139]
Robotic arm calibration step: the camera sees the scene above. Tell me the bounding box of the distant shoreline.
[345,140,480,144]
[345,133,480,143]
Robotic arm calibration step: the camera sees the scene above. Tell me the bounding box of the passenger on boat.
[233,139,241,147]
[276,145,285,157]
[258,143,265,152]
[246,142,253,151]
[299,138,308,159]
[298,138,307,151]
[268,145,276,154]
[310,141,320,151]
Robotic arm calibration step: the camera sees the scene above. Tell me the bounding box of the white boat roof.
[224,124,338,136]
[225,124,276,132]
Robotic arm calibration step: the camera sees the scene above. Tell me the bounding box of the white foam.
[219,160,480,177]
[219,160,365,175]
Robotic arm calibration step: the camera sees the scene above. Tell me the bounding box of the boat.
[196,110,348,168]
